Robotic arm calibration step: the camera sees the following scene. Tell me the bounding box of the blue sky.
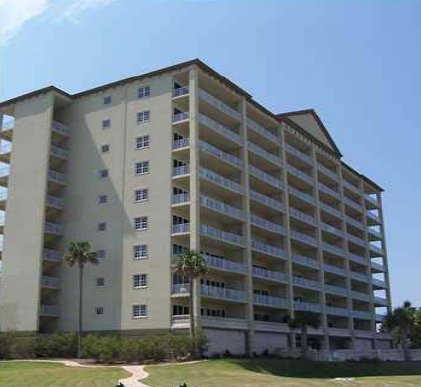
[1,0,420,307]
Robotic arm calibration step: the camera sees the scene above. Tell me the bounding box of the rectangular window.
[136,135,150,150]
[135,161,149,175]
[103,96,112,105]
[133,274,147,288]
[98,195,108,204]
[96,278,105,287]
[134,216,148,230]
[102,119,111,129]
[133,244,147,259]
[97,250,106,260]
[134,188,148,202]
[99,169,109,178]
[101,144,110,153]
[138,86,150,99]
[98,222,107,231]
[132,304,147,318]
[137,110,150,123]
[95,307,104,315]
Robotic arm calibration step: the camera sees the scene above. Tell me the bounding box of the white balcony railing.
[320,222,343,237]
[372,278,387,288]
[285,143,313,164]
[200,224,244,246]
[287,164,314,185]
[251,214,286,235]
[292,253,319,269]
[350,271,369,282]
[199,168,244,195]
[199,114,242,144]
[324,284,348,297]
[369,244,384,256]
[319,201,342,219]
[247,141,282,166]
[48,170,66,184]
[172,283,190,294]
[290,230,317,247]
[199,140,242,168]
[293,276,321,290]
[199,89,241,121]
[365,194,380,207]
[371,261,384,272]
[172,138,190,149]
[173,112,189,123]
[204,254,247,274]
[172,223,190,234]
[200,195,245,220]
[368,228,382,240]
[46,195,64,209]
[323,263,347,277]
[44,222,63,235]
[50,145,69,159]
[351,291,371,302]
[249,190,285,213]
[326,306,349,317]
[253,267,288,283]
[317,163,339,181]
[322,242,345,257]
[343,196,363,212]
[41,276,60,289]
[252,239,286,260]
[172,193,190,204]
[173,87,189,97]
[294,301,322,313]
[43,248,62,262]
[254,294,289,308]
[289,207,317,225]
[352,310,372,320]
[318,182,341,199]
[343,179,361,195]
[52,121,70,136]
[366,211,382,224]
[40,305,60,316]
[349,253,366,265]
[345,215,364,230]
[1,121,14,131]
[201,284,247,302]
[347,233,366,247]
[172,165,190,177]
[287,186,315,204]
[247,117,278,143]
[249,165,284,189]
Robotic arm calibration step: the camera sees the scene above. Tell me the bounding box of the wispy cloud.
[0,0,116,45]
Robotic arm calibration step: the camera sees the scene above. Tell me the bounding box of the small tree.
[63,241,98,358]
[384,300,416,361]
[173,250,208,357]
[288,311,321,359]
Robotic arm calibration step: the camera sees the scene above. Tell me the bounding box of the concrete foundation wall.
[204,328,246,356]
[253,332,289,354]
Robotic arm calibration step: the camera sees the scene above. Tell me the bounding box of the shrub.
[82,334,121,363]
[35,332,77,358]
[9,336,36,359]
[0,331,15,359]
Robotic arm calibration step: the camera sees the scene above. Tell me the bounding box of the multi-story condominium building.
[0,59,392,354]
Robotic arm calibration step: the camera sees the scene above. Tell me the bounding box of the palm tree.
[63,241,98,357]
[288,311,321,359]
[173,250,208,356]
[384,300,416,361]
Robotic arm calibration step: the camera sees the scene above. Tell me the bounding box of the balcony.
[349,253,366,265]
[288,186,315,205]
[251,214,286,236]
[252,240,286,260]
[365,194,380,208]
[204,254,247,274]
[345,215,364,230]
[371,261,384,272]
[172,165,190,177]
[253,267,288,283]
[322,242,345,257]
[44,221,63,235]
[0,121,14,140]
[369,244,384,256]
[343,196,363,212]
[172,223,190,235]
[171,314,190,329]
[202,316,249,330]
[173,86,189,98]
[376,313,386,322]
[39,305,60,317]
[366,211,382,225]
[249,190,285,213]
[294,301,322,313]
[52,121,70,137]
[290,230,317,247]
[317,163,339,182]
[200,195,245,221]
[372,278,387,288]
[0,191,6,210]
[43,248,62,263]
[50,145,68,160]
[172,283,190,295]
[287,164,314,185]
[352,310,372,320]
[285,144,313,165]
[41,275,61,290]
[0,167,9,187]
[292,253,319,269]
[249,165,284,190]
[324,284,348,297]
[319,201,342,219]
[368,228,382,240]
[248,141,282,167]
[199,140,242,169]
[46,195,64,210]
[351,290,371,302]
[254,294,289,308]
[172,193,190,205]
[173,112,189,123]
[319,182,341,200]
[289,207,317,226]
[325,306,349,317]
[201,284,247,302]
[200,224,245,246]
[247,117,278,143]
[48,170,66,185]
[172,138,190,150]
[293,276,321,291]
[199,168,244,195]
[323,263,347,277]
[0,143,12,163]
[199,114,241,145]
[347,233,367,247]
[199,89,241,121]
[343,180,361,195]
[350,271,369,283]
[320,222,343,237]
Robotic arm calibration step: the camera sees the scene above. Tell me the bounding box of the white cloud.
[0,0,116,45]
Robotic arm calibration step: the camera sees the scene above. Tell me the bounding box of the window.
[96,277,105,287]
[173,305,189,316]
[134,188,148,202]
[98,195,108,204]
[97,250,106,260]
[132,304,147,318]
[98,222,107,231]
[138,86,150,99]
[134,216,148,230]
[133,244,147,259]
[103,96,112,105]
[137,110,150,123]
[95,307,104,315]
[101,144,110,153]
[133,274,147,288]
[99,169,109,178]
[102,119,111,129]
[135,161,149,175]
[136,135,150,150]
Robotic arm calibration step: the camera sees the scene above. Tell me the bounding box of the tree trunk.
[301,326,308,360]
[78,264,84,358]
[401,327,411,361]
[189,278,196,358]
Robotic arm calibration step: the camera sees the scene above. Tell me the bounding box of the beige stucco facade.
[0,59,392,354]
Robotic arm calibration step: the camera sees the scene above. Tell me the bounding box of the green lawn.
[0,361,130,387]
[144,358,421,387]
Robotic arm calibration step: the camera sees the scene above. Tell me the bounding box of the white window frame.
[99,169,109,178]
[137,110,150,124]
[133,244,148,260]
[98,195,108,204]
[134,188,149,203]
[96,250,106,260]
[132,304,148,319]
[101,144,110,153]
[138,86,150,99]
[134,216,148,230]
[136,135,150,150]
[135,161,149,175]
[96,277,105,287]
[98,222,107,231]
[133,274,148,289]
[103,96,112,105]
[102,119,111,129]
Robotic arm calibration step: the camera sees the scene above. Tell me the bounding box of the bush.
[81,334,121,363]
[35,332,77,358]
[9,336,36,359]
[0,332,15,359]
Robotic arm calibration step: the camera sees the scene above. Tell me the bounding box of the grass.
[144,358,421,387]
[0,361,130,387]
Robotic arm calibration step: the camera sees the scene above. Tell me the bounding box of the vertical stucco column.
[279,123,295,348]
[240,99,255,356]
[188,67,201,329]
